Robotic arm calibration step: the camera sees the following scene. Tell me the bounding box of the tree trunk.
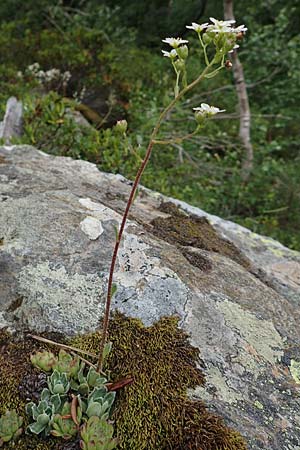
[224,0,253,182]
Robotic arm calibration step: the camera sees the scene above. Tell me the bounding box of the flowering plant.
[97,17,247,371]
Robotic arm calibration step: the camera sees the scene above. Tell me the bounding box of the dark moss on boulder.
[151,202,250,270]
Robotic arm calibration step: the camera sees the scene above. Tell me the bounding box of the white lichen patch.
[79,198,121,221]
[79,198,136,229]
[116,233,180,286]
[217,300,284,373]
[80,216,103,240]
[16,261,104,334]
[113,233,190,325]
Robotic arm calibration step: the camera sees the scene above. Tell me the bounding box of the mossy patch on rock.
[151,202,250,270]
[0,314,247,449]
[70,313,247,450]
[181,248,213,271]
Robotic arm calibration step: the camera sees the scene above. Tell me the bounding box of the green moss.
[70,313,247,450]
[151,202,250,270]
[0,314,247,449]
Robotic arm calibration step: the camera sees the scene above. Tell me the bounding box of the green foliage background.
[0,0,299,249]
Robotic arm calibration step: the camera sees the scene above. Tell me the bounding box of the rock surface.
[0,97,23,144]
[1,145,300,449]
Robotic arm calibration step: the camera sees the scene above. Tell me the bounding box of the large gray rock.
[0,97,23,144]
[0,145,300,449]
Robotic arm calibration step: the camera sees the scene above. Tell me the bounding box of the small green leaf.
[103,341,112,361]
[111,284,117,298]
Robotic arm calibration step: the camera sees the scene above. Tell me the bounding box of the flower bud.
[224,34,236,52]
[203,31,214,44]
[174,59,185,72]
[176,45,189,60]
[115,119,128,134]
[214,34,226,50]
[194,111,206,125]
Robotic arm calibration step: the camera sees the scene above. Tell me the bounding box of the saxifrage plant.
[97,16,247,371]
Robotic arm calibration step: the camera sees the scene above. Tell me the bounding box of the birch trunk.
[224,0,253,181]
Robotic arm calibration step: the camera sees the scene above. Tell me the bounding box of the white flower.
[207,17,236,33]
[161,49,178,59]
[193,103,225,116]
[207,17,247,34]
[162,37,188,48]
[234,24,248,33]
[28,62,40,73]
[62,71,71,82]
[186,22,209,33]
[228,44,240,53]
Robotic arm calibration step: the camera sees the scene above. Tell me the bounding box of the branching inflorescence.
[97,17,247,372]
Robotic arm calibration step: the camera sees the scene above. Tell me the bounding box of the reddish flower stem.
[96,62,213,372]
[96,140,154,372]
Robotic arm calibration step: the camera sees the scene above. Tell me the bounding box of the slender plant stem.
[96,60,214,372]
[198,33,209,66]
[28,334,98,358]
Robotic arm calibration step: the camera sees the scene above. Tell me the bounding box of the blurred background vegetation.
[1,0,299,249]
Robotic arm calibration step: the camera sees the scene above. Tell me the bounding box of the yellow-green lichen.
[290,359,300,384]
[70,313,247,450]
[217,299,284,376]
[254,400,264,410]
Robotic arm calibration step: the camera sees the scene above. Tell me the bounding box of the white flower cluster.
[26,63,71,87]
[161,17,246,115]
[186,17,247,35]
[161,38,189,61]
[162,17,247,61]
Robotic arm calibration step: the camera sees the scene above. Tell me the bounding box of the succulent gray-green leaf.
[72,366,107,396]
[51,402,77,440]
[28,420,49,435]
[85,388,116,419]
[40,388,50,401]
[77,383,90,396]
[26,391,60,436]
[25,402,35,418]
[48,369,70,395]
[86,401,103,418]
[86,367,107,389]
[37,413,51,426]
